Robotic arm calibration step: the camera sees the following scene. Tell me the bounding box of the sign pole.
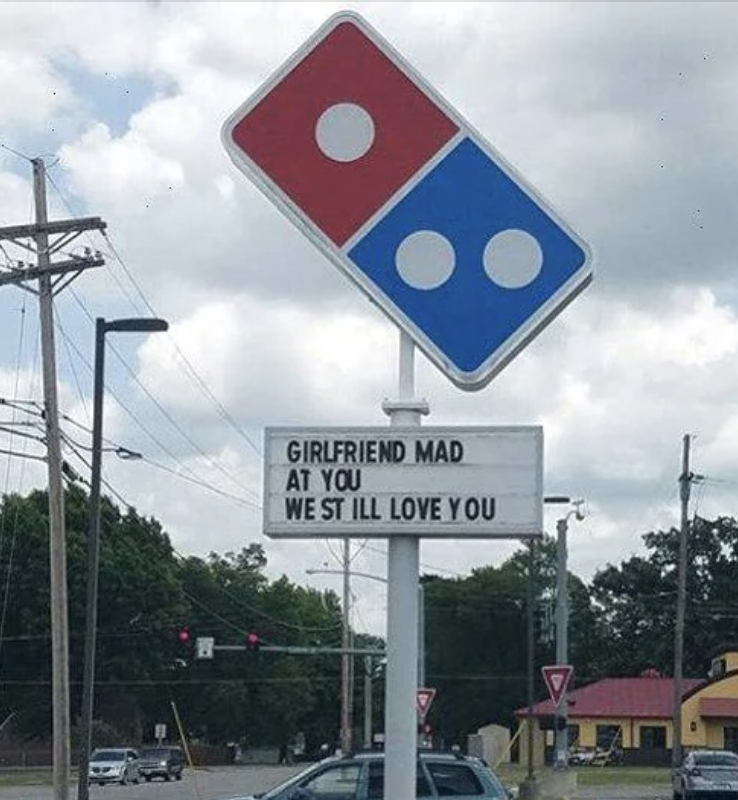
[383,332,428,800]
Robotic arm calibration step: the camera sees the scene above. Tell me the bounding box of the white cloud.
[3,1,738,638]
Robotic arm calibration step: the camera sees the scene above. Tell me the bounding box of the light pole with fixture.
[76,317,168,800]
[543,495,584,770]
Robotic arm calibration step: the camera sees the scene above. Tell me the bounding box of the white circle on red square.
[228,20,458,246]
[484,229,543,289]
[316,103,375,162]
[396,230,455,290]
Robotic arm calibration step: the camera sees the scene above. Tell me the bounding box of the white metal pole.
[383,331,427,800]
[341,538,352,754]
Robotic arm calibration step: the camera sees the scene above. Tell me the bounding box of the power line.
[101,230,262,460]
[66,285,261,502]
[44,172,262,462]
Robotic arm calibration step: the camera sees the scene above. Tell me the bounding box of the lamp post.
[77,317,168,800]
[306,568,426,750]
[543,496,584,771]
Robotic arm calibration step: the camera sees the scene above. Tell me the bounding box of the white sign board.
[263,426,542,538]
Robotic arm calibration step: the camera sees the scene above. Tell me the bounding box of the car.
[88,747,141,786]
[138,744,186,782]
[222,750,510,800]
[674,749,738,800]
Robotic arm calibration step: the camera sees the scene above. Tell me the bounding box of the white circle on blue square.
[348,137,589,379]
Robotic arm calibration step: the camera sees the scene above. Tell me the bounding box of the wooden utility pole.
[0,158,105,800]
[672,434,692,771]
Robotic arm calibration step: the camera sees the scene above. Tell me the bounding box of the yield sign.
[417,687,436,720]
[541,664,573,707]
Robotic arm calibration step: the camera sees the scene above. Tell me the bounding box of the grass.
[496,763,672,787]
[0,769,55,786]
[0,763,674,789]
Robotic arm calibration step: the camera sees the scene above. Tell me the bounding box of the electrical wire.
[44,171,262,461]
[59,409,260,511]
[0,141,31,162]
[100,231,262,459]
[0,306,39,667]
[66,285,261,503]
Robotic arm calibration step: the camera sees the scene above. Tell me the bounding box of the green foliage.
[3,486,737,751]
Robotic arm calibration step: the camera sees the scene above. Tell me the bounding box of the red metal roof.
[516,677,704,719]
[699,698,738,718]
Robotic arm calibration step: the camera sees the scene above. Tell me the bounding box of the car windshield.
[140,748,169,758]
[259,762,331,800]
[695,754,738,767]
[91,751,125,762]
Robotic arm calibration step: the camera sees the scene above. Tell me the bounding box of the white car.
[674,750,738,800]
[88,747,141,786]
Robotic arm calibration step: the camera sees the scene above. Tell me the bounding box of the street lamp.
[544,496,584,771]
[77,317,168,800]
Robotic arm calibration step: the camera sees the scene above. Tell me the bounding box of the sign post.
[223,11,592,800]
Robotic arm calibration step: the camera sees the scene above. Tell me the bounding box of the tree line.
[0,486,734,752]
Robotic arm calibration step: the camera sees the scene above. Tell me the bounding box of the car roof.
[352,750,473,758]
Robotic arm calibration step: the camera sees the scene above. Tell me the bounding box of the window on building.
[567,724,580,747]
[640,726,666,749]
[596,725,622,750]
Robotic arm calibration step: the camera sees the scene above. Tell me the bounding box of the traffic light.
[176,627,194,661]
[246,631,261,652]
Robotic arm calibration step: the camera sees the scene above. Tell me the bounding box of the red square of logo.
[228,19,459,246]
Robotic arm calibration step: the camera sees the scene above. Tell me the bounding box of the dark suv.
[227,750,509,800]
[138,745,185,782]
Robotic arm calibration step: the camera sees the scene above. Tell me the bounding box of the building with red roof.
[513,651,738,767]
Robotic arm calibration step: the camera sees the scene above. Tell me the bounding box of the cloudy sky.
[1,1,737,638]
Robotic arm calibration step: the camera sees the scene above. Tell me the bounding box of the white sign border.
[262,424,543,539]
[222,11,593,392]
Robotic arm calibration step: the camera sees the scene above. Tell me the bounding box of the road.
[2,766,674,800]
[3,764,304,800]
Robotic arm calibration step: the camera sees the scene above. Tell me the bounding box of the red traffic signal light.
[246,632,261,652]
[178,627,192,645]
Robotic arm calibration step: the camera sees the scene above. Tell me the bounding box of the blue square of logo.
[347,137,589,377]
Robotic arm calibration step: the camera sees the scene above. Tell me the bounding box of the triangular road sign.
[541,664,573,707]
[417,687,437,720]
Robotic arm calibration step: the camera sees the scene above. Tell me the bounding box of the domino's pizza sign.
[222,11,592,391]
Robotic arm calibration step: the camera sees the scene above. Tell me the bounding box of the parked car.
[222,750,510,800]
[138,744,186,782]
[88,747,141,786]
[674,749,738,800]
[568,747,596,766]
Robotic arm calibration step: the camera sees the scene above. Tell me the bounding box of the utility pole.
[0,158,105,800]
[672,434,692,772]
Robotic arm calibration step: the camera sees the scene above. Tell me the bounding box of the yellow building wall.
[682,672,738,749]
[573,717,673,749]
